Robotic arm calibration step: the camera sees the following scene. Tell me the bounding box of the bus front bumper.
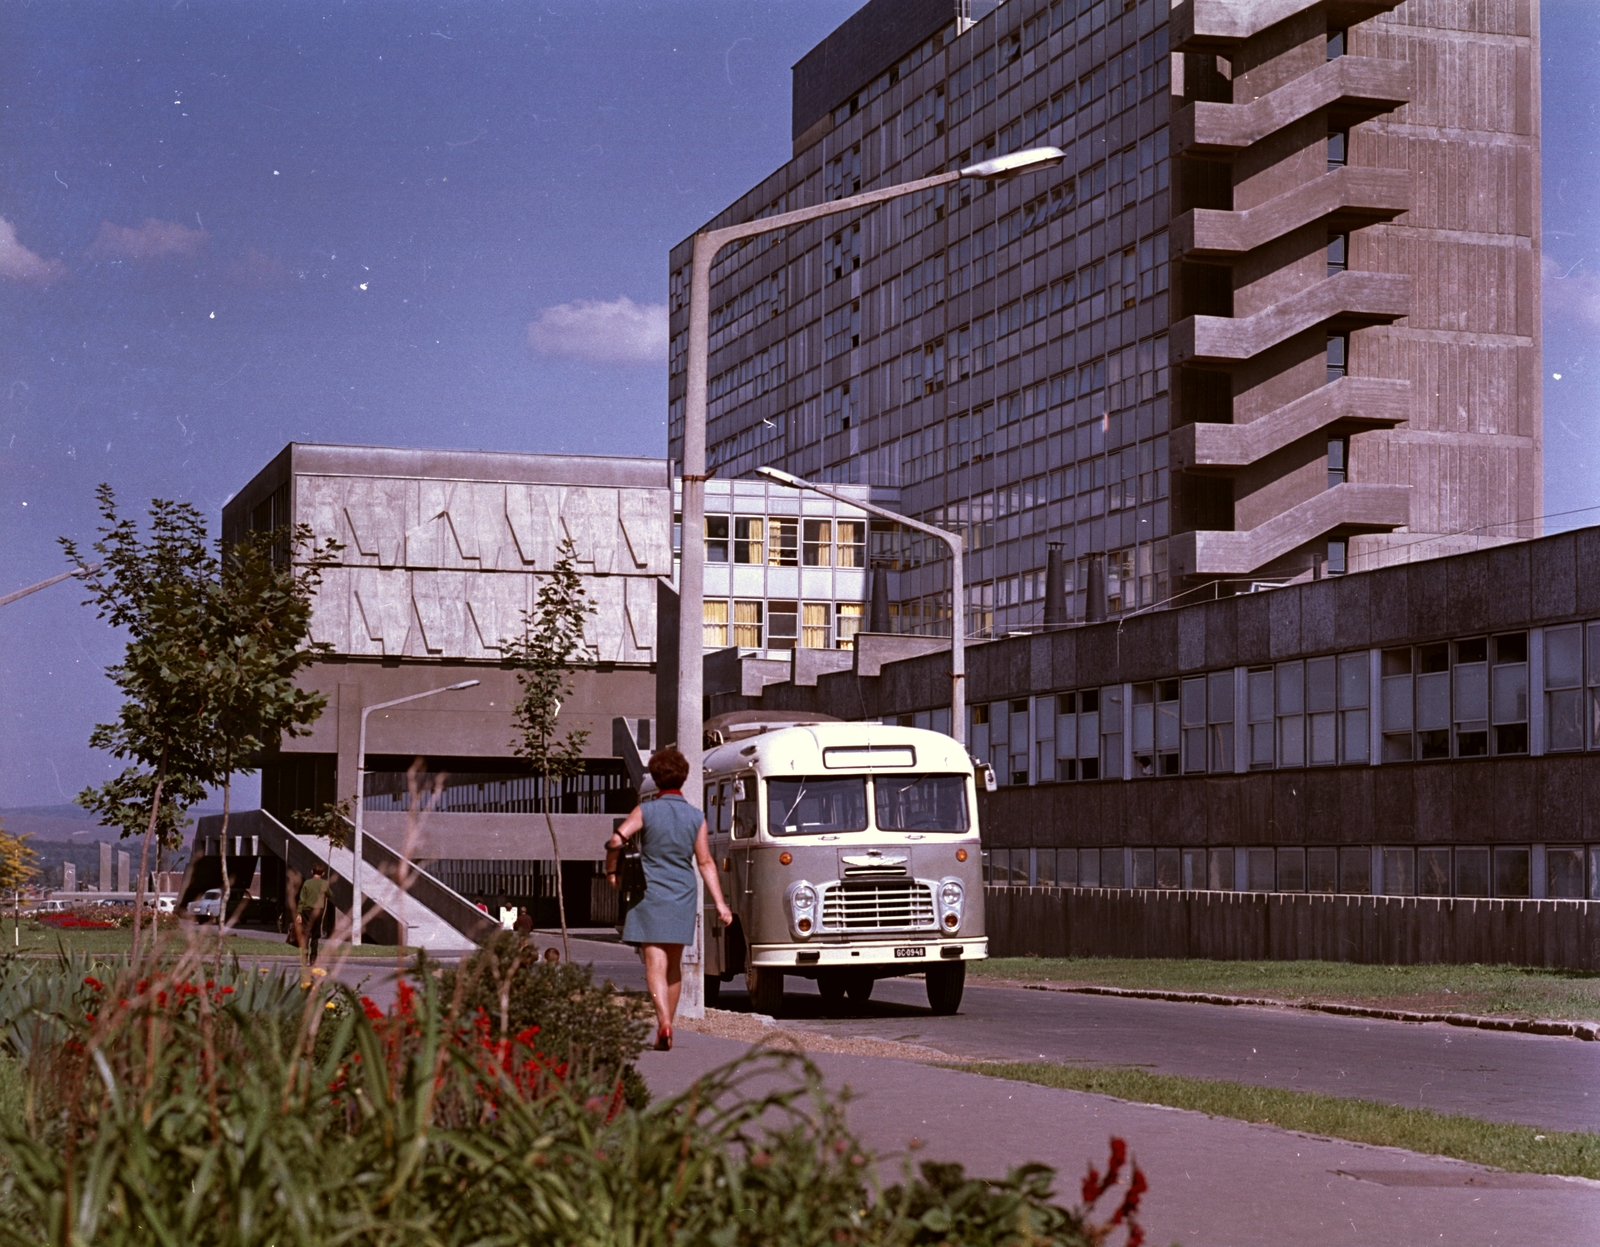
[749,938,988,970]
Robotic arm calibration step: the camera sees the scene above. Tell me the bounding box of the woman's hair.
[646,746,690,790]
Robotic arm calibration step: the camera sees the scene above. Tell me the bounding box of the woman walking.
[606,747,733,1051]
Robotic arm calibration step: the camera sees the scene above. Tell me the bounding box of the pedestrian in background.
[297,864,330,965]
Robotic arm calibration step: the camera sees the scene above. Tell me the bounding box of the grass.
[970,956,1600,1021]
[0,920,415,958]
[954,1061,1600,1179]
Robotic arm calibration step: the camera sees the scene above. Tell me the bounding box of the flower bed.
[35,911,117,930]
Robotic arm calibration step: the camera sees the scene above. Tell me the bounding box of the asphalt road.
[560,935,1600,1134]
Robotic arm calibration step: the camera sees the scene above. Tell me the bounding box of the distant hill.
[0,803,222,843]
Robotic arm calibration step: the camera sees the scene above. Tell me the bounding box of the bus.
[698,713,987,1017]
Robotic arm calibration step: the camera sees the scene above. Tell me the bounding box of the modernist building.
[668,0,1541,636]
[222,443,669,914]
[743,523,1600,911]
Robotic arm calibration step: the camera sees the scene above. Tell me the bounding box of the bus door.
[729,776,760,931]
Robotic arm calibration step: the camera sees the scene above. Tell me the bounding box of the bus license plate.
[893,946,926,958]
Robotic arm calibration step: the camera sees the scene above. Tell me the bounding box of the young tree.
[502,538,596,963]
[63,487,220,952]
[0,819,40,893]
[204,525,340,930]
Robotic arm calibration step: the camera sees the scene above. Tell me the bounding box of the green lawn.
[954,1061,1600,1179]
[971,956,1600,1022]
[0,920,414,959]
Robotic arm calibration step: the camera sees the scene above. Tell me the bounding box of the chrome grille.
[819,880,936,932]
[842,864,908,879]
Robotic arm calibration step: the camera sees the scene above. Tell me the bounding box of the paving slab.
[639,1029,1600,1247]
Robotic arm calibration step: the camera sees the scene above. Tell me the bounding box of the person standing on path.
[606,747,732,1051]
[297,864,330,965]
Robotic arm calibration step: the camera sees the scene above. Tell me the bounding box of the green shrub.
[0,951,1145,1247]
[430,932,654,1105]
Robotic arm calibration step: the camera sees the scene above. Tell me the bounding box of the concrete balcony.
[1171,166,1410,263]
[1172,0,1406,53]
[1171,270,1409,368]
[1168,483,1412,577]
[1172,57,1412,158]
[1170,377,1410,472]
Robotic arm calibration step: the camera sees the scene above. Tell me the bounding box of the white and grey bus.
[695,713,987,1017]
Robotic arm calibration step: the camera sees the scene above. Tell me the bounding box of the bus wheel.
[704,975,721,1008]
[747,965,784,1017]
[925,962,966,1015]
[844,973,874,1006]
[816,971,847,1013]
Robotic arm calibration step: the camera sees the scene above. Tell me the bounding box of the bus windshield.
[766,777,868,836]
[873,773,970,833]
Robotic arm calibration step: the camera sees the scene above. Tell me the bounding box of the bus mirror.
[732,778,747,801]
[979,762,998,793]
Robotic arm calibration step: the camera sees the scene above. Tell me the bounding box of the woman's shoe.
[654,1025,673,1052]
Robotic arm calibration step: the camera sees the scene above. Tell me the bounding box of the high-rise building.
[668,0,1540,637]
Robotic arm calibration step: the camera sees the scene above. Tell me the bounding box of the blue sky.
[2,1,1597,810]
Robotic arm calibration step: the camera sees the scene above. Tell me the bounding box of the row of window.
[698,515,867,568]
[707,412,786,474]
[708,339,786,405]
[971,622,1600,788]
[703,599,865,652]
[984,843,1600,902]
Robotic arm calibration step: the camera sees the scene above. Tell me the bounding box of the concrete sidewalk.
[638,1028,1600,1247]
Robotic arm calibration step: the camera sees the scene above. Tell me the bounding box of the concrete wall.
[986,885,1600,970]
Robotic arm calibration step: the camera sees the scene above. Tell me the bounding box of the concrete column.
[116,850,130,893]
[99,842,112,892]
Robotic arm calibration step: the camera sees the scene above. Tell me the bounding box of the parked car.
[188,889,223,922]
[34,899,71,914]
[154,896,176,914]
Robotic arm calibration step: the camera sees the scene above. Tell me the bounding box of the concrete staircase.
[190,809,493,952]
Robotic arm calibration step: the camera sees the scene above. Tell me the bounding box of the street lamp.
[350,678,480,944]
[675,146,1063,1013]
[756,466,967,747]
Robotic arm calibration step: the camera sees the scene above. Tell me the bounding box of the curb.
[1017,983,1600,1042]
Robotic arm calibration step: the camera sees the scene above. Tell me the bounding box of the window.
[802,519,832,566]
[834,520,866,567]
[1327,233,1348,276]
[1455,847,1489,896]
[1381,646,1414,761]
[827,223,861,281]
[1307,847,1337,892]
[1416,642,1452,758]
[1326,333,1348,384]
[1055,690,1102,781]
[1454,637,1489,757]
[1326,538,1348,575]
[1491,632,1528,754]
[1338,846,1370,894]
[1328,436,1349,488]
[734,517,764,564]
[1382,847,1414,895]
[1339,651,1370,763]
[1418,847,1451,896]
[1327,29,1347,59]
[801,602,830,649]
[1181,677,1208,773]
[1307,656,1338,764]
[1327,129,1348,170]
[1548,846,1585,900]
[1277,848,1306,891]
[823,302,860,360]
[766,777,867,835]
[1247,668,1275,767]
[767,600,798,650]
[767,518,798,567]
[705,515,730,563]
[825,146,861,200]
[875,774,969,832]
[703,600,729,648]
[1130,680,1180,776]
[834,603,863,649]
[1545,624,1584,751]
[1277,661,1306,767]
[1099,685,1124,779]
[1493,846,1530,897]
[1208,849,1233,891]
[1208,670,1236,772]
[732,599,763,649]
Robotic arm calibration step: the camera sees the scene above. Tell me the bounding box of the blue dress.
[621,794,704,946]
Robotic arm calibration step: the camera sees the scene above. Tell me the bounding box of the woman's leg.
[642,943,681,1033]
[663,943,683,1023]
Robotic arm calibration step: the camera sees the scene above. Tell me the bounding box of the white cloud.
[1543,253,1600,327]
[526,296,667,366]
[0,217,67,285]
[84,217,208,261]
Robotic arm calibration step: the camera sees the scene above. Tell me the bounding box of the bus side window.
[733,779,758,839]
[704,783,719,826]
[715,781,733,834]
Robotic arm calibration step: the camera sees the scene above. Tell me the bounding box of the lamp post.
[351,679,480,944]
[757,467,967,747]
[675,147,1063,1013]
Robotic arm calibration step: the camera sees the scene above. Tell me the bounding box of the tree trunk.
[214,771,235,972]
[543,774,570,962]
[133,749,168,959]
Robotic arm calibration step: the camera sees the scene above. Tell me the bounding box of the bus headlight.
[787,881,818,939]
[937,878,964,933]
